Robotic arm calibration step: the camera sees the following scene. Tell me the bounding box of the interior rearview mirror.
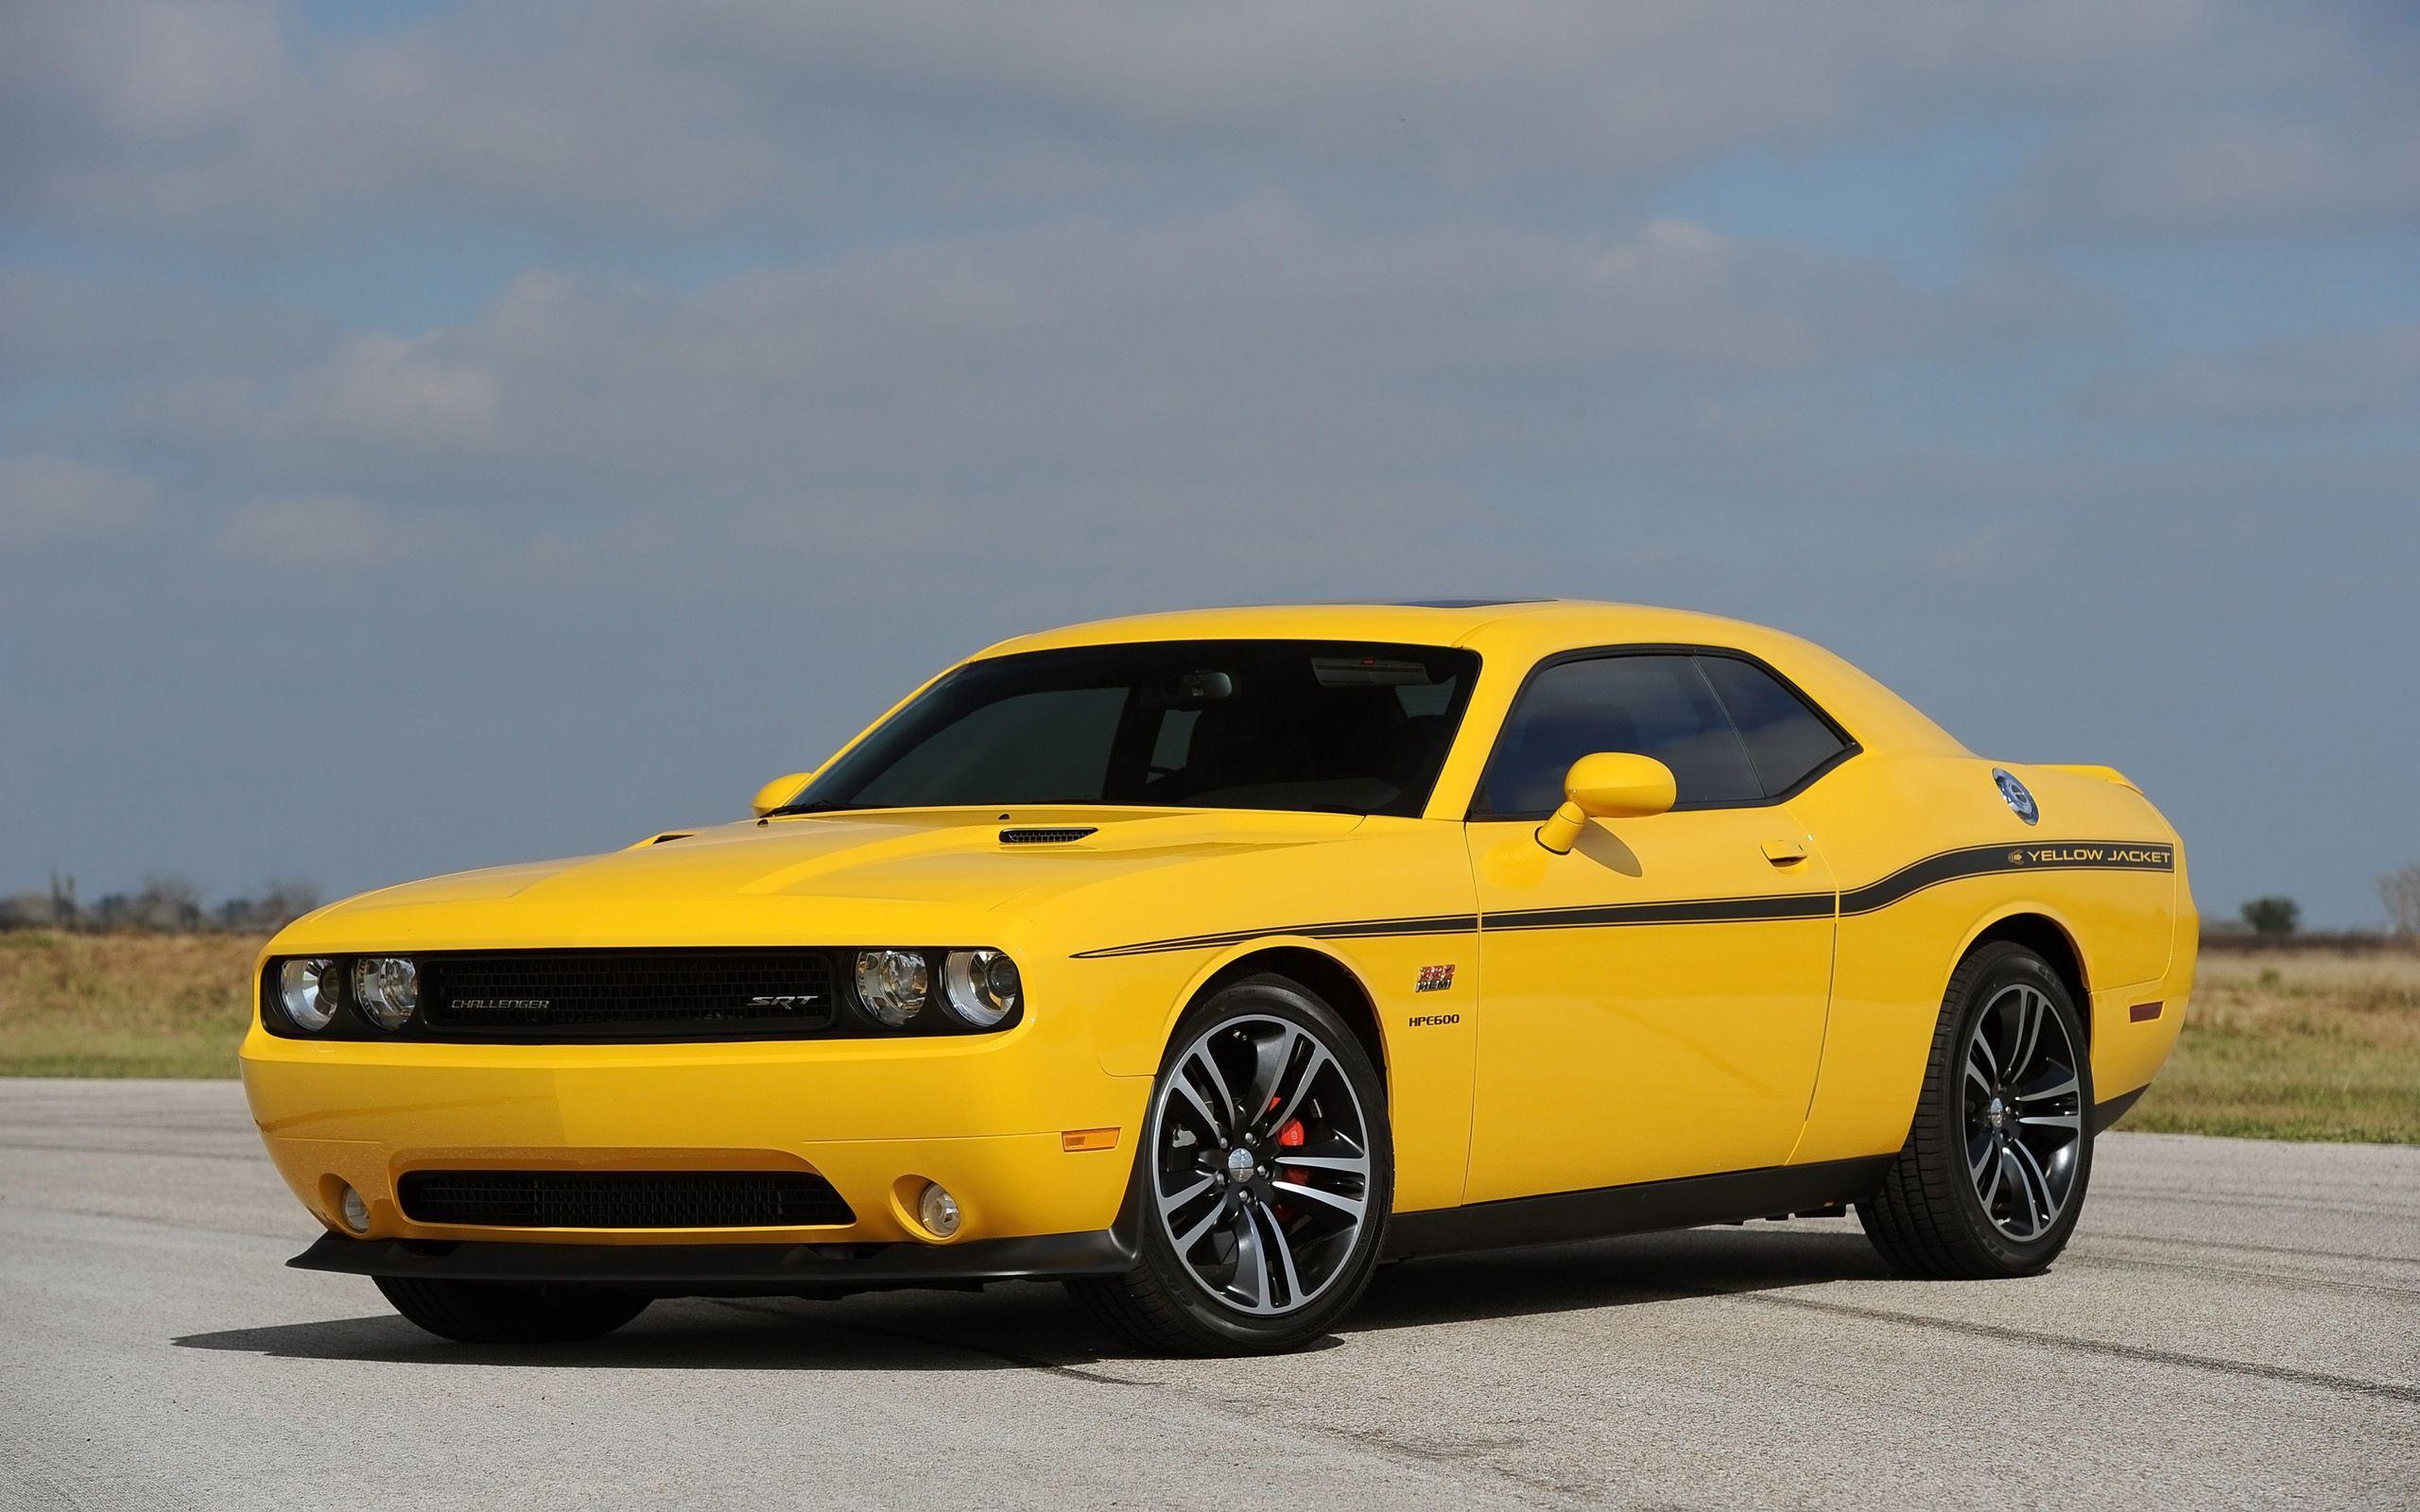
[1535,752,1676,854]
[751,770,818,818]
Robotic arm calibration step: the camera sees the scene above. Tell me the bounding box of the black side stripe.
[1841,840,2172,917]
[1072,914,1482,959]
[1485,892,1828,933]
[1069,838,2173,958]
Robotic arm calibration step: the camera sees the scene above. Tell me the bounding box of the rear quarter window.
[1694,654,1851,798]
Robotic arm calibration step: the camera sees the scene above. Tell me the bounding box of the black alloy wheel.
[1070,974,1392,1354]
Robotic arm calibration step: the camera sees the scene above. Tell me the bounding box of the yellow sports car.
[243,600,2194,1354]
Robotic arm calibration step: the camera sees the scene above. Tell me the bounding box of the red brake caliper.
[1274,1113,1307,1215]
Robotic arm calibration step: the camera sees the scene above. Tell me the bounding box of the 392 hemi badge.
[1414,963,1456,993]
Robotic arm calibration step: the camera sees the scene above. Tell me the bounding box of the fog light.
[916,1181,960,1240]
[337,1184,371,1234]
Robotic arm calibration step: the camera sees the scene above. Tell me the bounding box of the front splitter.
[289,1228,1135,1297]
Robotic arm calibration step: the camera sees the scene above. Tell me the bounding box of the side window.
[1695,655,1849,798]
[1475,654,1761,814]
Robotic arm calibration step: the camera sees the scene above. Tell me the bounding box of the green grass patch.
[0,1029,243,1079]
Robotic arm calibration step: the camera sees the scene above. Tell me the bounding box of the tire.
[1859,941,2095,1279]
[373,1276,650,1345]
[1069,973,1392,1355]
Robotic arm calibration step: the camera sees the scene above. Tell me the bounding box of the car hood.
[271,807,1369,953]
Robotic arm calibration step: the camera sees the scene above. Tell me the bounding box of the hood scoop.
[998,826,1098,846]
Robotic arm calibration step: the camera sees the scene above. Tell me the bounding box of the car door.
[1461,649,1853,1203]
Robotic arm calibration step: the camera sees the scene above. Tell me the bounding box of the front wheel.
[373,1276,650,1345]
[1859,941,2094,1279]
[1070,973,1392,1355]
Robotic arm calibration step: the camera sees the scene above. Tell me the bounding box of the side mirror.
[1535,752,1676,854]
[751,770,818,818]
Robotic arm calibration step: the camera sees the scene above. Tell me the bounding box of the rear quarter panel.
[1786,754,2187,1165]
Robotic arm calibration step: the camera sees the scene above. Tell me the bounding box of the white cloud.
[211,493,431,571]
[2002,110,2420,235]
[0,455,161,546]
[6,0,2409,243]
[292,334,501,444]
[2088,322,2420,423]
[0,266,333,387]
[0,0,281,140]
[61,206,2082,566]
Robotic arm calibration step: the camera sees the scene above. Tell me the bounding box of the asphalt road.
[2,1080,2414,1510]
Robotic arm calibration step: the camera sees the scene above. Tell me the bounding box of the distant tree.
[2382,866,2420,938]
[214,880,322,933]
[2239,896,2301,938]
[130,875,203,933]
[7,873,321,934]
[259,878,321,925]
[0,873,79,930]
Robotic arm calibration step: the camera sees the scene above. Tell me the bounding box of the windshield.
[786,640,1481,818]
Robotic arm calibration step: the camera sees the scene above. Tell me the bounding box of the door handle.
[1761,837,1809,866]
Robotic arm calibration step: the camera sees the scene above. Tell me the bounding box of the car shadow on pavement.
[1346,1223,1890,1334]
[169,1297,1046,1372]
[172,1222,1892,1369]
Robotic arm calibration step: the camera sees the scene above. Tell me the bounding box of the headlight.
[351,956,420,1030]
[853,949,929,1027]
[942,949,1021,1028]
[275,957,342,1032]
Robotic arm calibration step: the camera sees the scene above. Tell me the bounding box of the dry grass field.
[0,931,259,1078]
[1,931,2412,1143]
[2128,946,2420,1143]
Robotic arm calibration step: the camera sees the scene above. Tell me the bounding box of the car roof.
[977,600,1967,758]
[984,598,1757,657]
[982,598,1554,648]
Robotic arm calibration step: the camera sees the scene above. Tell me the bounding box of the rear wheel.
[1070,974,1392,1355]
[1860,941,2094,1279]
[373,1276,650,1345]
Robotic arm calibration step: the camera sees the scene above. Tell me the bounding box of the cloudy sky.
[4,1,2415,926]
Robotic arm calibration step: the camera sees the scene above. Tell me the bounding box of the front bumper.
[240,1012,1150,1251]
[288,1227,1135,1297]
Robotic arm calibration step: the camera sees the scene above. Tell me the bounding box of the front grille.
[398,1170,856,1228]
[419,949,837,1040]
